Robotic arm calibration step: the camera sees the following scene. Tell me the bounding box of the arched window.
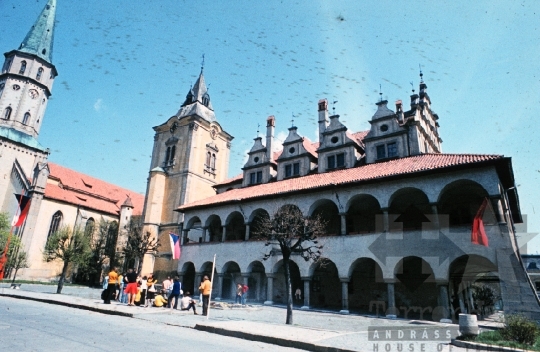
[202,93,210,107]
[85,218,95,237]
[19,61,26,75]
[170,146,176,165]
[22,112,30,125]
[4,107,12,120]
[211,153,216,169]
[47,211,63,238]
[36,67,43,81]
[165,147,171,166]
[0,83,4,98]
[206,151,211,166]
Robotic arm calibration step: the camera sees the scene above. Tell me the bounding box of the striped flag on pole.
[169,233,181,260]
[11,194,31,227]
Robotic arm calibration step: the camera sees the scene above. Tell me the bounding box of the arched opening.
[84,217,95,237]
[225,211,245,241]
[348,258,386,313]
[449,255,499,319]
[394,256,437,319]
[389,188,432,231]
[0,83,5,98]
[4,107,12,120]
[205,215,222,242]
[310,259,341,309]
[438,180,491,231]
[22,112,30,125]
[310,199,340,236]
[221,261,241,300]
[36,67,43,81]
[211,153,216,169]
[181,262,196,296]
[47,211,63,238]
[19,61,26,75]
[346,194,382,234]
[106,221,118,259]
[247,261,267,302]
[273,259,301,305]
[206,152,211,167]
[200,261,219,297]
[248,208,270,240]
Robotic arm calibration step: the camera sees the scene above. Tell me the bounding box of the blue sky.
[2,1,539,251]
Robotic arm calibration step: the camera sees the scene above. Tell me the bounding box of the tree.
[77,219,118,286]
[43,226,90,293]
[0,212,23,278]
[9,250,28,284]
[252,204,325,325]
[123,216,159,274]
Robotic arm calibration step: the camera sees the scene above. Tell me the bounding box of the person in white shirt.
[180,291,198,315]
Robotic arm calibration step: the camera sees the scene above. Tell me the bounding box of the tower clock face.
[28,89,38,99]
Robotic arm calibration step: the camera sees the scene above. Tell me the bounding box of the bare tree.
[43,226,90,293]
[123,216,159,274]
[252,204,325,325]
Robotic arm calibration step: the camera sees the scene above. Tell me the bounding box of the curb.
[0,292,133,318]
[194,323,357,352]
[451,338,534,352]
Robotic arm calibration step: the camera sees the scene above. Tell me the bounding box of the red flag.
[12,194,31,227]
[471,198,489,247]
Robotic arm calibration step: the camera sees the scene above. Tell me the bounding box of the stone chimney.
[266,115,275,161]
[318,99,328,144]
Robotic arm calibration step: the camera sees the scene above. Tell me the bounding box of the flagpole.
[207,254,216,320]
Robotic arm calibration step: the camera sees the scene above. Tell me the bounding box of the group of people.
[102,268,202,315]
[235,283,249,305]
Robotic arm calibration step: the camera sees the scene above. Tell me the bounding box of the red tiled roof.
[45,163,145,216]
[178,153,503,211]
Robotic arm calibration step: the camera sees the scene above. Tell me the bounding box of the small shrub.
[500,314,539,346]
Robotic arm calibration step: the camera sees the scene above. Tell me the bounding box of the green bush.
[500,314,540,346]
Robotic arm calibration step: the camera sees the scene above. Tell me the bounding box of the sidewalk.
[0,285,490,351]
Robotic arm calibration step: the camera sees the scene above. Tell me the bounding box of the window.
[165,146,176,166]
[376,145,386,159]
[249,171,263,185]
[211,153,216,169]
[202,93,210,106]
[84,218,95,237]
[293,162,300,175]
[22,112,30,125]
[4,107,12,120]
[0,83,4,98]
[47,211,63,238]
[36,67,43,81]
[286,162,300,177]
[285,164,292,177]
[19,61,26,75]
[327,155,336,169]
[206,151,211,166]
[387,142,397,158]
[336,153,345,167]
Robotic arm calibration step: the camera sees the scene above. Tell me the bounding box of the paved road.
[0,297,301,352]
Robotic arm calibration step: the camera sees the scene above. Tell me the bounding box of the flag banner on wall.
[11,193,31,227]
[471,198,489,247]
[169,233,181,260]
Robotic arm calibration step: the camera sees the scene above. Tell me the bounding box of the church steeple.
[176,69,216,122]
[18,0,57,63]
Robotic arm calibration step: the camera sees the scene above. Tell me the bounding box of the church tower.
[141,68,233,275]
[0,0,57,219]
[0,0,58,138]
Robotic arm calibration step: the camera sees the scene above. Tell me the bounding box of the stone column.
[437,283,451,320]
[340,278,350,314]
[430,203,440,230]
[244,223,251,241]
[264,274,274,305]
[181,229,189,245]
[215,274,223,301]
[386,281,396,317]
[201,227,207,242]
[339,212,347,235]
[301,277,311,310]
[221,225,227,242]
[382,208,389,233]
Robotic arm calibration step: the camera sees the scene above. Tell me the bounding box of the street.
[0,297,300,351]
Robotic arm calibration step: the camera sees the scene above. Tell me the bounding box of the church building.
[0,0,144,279]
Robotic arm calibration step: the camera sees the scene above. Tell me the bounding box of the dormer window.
[202,93,210,107]
[327,153,345,170]
[36,67,44,81]
[19,61,26,75]
[376,142,398,160]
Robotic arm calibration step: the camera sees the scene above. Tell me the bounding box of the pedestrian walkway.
[0,284,497,351]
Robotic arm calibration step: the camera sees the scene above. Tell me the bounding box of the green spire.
[18,0,57,63]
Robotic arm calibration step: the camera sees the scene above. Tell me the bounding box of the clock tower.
[0,0,58,139]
